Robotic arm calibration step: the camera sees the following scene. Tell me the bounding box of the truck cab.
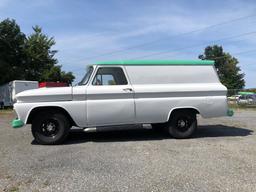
[12,60,233,144]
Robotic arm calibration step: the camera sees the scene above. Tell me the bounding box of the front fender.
[14,101,87,127]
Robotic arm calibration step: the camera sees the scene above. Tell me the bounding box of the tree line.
[0,18,245,89]
[0,19,74,85]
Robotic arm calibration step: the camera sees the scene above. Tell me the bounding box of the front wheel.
[168,110,197,139]
[32,112,70,145]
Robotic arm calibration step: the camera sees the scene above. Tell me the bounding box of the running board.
[82,124,149,132]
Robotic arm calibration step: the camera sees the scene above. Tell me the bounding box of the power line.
[71,48,256,73]
[70,30,256,71]
[204,49,256,60]
[131,31,256,59]
[82,13,256,60]
[142,39,249,59]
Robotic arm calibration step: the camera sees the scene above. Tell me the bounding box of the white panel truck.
[12,60,233,144]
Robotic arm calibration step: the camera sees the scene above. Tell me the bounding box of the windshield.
[78,66,93,85]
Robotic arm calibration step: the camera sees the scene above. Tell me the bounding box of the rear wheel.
[32,112,70,145]
[168,110,197,139]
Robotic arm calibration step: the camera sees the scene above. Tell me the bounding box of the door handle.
[123,88,133,92]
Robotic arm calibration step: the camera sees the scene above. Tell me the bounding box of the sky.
[0,0,256,88]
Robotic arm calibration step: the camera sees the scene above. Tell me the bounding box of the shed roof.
[96,60,214,65]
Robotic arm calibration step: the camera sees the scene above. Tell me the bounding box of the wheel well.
[168,108,200,121]
[27,106,77,126]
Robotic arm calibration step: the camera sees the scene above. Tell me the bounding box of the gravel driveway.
[0,109,256,192]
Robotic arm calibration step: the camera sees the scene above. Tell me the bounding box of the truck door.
[86,66,135,126]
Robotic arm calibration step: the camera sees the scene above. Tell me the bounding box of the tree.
[25,26,75,84]
[41,65,75,85]
[24,25,58,81]
[199,45,245,89]
[0,19,26,84]
[41,65,62,82]
[60,71,75,85]
[0,19,75,85]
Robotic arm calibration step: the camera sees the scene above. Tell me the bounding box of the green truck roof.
[96,60,215,65]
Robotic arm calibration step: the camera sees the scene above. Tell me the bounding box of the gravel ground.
[0,109,256,192]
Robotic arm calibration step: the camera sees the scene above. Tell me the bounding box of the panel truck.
[12,60,233,144]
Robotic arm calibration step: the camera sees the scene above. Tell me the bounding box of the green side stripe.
[95,60,214,65]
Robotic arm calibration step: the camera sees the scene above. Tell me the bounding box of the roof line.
[95,60,214,65]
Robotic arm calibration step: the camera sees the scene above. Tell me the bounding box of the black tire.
[168,110,197,139]
[32,112,70,145]
[151,123,167,132]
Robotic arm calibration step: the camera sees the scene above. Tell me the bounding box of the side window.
[92,67,128,86]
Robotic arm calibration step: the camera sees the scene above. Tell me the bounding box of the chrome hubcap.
[178,119,187,128]
[176,117,191,132]
[46,122,55,132]
[40,119,59,137]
